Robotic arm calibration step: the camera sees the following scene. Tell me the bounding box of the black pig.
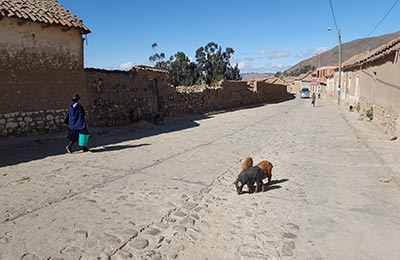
[234,166,266,195]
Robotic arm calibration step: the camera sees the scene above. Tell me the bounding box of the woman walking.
[64,94,89,153]
[311,92,316,107]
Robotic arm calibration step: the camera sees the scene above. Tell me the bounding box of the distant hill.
[285,31,400,76]
[241,72,274,80]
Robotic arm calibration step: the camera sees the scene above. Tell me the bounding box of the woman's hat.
[72,94,80,101]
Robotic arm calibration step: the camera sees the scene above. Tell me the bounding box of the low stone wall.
[85,68,171,127]
[358,98,398,139]
[1,68,288,138]
[160,81,288,117]
[0,109,68,137]
[85,69,288,127]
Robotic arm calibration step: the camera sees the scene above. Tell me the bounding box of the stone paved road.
[1,97,399,260]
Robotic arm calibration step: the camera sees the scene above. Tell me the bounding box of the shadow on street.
[0,96,296,168]
[0,114,210,168]
[89,144,151,153]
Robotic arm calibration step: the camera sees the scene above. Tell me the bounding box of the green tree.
[226,63,242,81]
[195,42,240,85]
[149,42,241,86]
[168,52,200,86]
[149,43,168,70]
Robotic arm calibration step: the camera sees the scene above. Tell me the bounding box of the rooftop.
[343,37,400,69]
[0,0,90,34]
[133,65,167,74]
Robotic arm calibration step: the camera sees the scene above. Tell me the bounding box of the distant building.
[264,77,289,86]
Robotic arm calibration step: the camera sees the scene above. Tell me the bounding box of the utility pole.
[338,29,342,105]
[328,27,342,105]
[316,52,321,98]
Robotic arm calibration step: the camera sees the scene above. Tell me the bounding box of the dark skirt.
[67,129,80,141]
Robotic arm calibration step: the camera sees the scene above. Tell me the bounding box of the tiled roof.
[343,37,400,70]
[282,76,297,84]
[317,65,337,70]
[293,73,310,81]
[342,50,370,69]
[0,0,90,34]
[264,77,289,85]
[300,74,312,82]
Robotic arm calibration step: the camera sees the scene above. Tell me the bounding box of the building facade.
[0,0,90,136]
[338,38,400,138]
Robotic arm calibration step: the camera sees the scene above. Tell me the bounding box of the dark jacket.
[64,103,86,130]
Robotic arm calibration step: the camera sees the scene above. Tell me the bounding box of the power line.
[367,0,400,37]
[328,0,340,33]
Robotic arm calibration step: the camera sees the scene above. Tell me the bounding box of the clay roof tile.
[0,0,90,34]
[343,37,400,69]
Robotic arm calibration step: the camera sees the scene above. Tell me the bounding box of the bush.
[366,107,374,120]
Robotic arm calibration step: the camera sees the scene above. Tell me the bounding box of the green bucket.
[78,133,90,147]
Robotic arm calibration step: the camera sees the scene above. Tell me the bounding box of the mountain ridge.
[284,31,400,76]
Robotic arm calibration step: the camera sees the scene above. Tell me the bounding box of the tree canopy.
[149,42,241,86]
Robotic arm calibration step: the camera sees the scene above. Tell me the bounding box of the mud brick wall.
[0,17,86,137]
[85,69,288,128]
[84,68,288,127]
[0,18,86,113]
[160,81,288,117]
[1,62,287,137]
[85,68,172,127]
[339,54,400,139]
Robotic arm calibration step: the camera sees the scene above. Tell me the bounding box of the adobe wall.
[84,69,288,127]
[159,81,253,116]
[341,54,400,138]
[160,81,288,117]
[1,57,287,137]
[0,17,86,137]
[85,68,172,126]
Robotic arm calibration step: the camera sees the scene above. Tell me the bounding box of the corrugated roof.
[343,37,400,69]
[0,0,90,34]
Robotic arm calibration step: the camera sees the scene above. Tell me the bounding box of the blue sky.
[59,0,400,73]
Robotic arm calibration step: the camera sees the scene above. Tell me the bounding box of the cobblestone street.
[1,97,400,260]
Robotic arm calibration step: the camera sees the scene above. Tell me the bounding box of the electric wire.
[367,0,400,37]
[328,0,340,33]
